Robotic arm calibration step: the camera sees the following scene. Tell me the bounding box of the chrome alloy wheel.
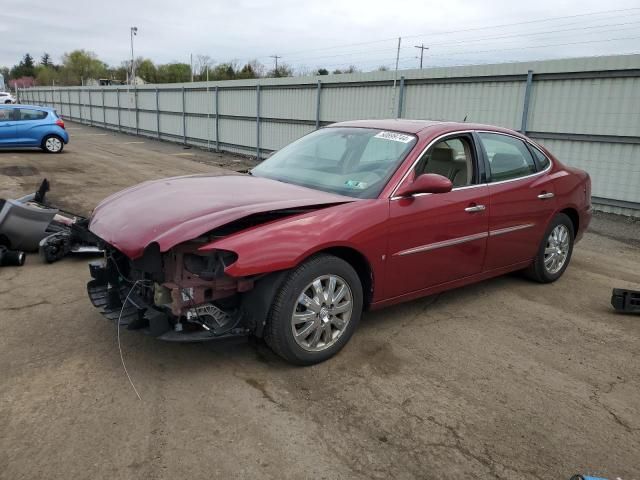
[291,274,353,352]
[544,224,570,274]
[45,137,62,152]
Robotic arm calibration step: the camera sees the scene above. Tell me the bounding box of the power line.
[253,7,640,61]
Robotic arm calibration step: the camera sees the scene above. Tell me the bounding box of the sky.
[2,0,640,73]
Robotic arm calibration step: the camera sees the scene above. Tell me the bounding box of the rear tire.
[264,254,363,365]
[41,135,64,154]
[524,213,574,283]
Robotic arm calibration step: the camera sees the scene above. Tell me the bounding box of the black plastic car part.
[0,245,25,267]
[611,288,640,314]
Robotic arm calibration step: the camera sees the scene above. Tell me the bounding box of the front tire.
[264,254,363,365]
[524,213,574,283]
[41,135,64,153]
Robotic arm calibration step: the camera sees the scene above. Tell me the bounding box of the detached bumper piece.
[0,178,102,263]
[611,288,640,314]
[87,260,246,342]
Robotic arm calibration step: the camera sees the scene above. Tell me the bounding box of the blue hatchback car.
[0,105,69,153]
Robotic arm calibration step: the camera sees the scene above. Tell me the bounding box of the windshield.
[251,127,417,198]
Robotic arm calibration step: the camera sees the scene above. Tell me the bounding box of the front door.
[385,133,490,299]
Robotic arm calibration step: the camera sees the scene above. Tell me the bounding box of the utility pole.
[130,26,138,84]
[190,53,194,82]
[414,44,429,69]
[270,55,281,75]
[391,37,402,115]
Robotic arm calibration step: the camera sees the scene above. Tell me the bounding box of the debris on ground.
[0,178,102,263]
[0,245,25,267]
[611,288,640,314]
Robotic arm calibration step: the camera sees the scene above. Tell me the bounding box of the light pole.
[130,26,138,84]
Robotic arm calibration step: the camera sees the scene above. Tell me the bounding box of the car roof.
[0,104,53,111]
[328,118,526,138]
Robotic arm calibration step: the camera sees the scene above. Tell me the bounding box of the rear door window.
[17,109,48,121]
[478,132,536,182]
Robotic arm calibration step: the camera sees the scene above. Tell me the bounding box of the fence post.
[256,84,261,161]
[88,88,93,125]
[315,80,321,129]
[134,85,139,135]
[397,76,405,119]
[116,88,121,132]
[215,86,219,152]
[155,88,160,139]
[101,89,106,128]
[79,90,83,124]
[182,86,187,145]
[520,70,534,133]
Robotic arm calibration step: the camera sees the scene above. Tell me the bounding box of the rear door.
[385,133,490,299]
[0,108,17,144]
[14,108,49,145]
[477,132,556,270]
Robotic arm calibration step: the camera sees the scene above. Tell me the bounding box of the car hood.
[89,173,355,259]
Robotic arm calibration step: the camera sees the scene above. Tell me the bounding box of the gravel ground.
[1,122,639,480]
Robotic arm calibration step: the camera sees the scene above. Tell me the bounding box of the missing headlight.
[183,250,238,280]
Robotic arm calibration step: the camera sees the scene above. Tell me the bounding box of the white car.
[0,92,16,104]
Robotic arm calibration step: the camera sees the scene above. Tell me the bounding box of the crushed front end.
[87,241,257,341]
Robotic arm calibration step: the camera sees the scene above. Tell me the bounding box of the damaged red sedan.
[87,119,592,365]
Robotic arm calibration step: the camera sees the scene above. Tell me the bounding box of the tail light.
[55,118,65,129]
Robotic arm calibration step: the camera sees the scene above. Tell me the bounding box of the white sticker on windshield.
[374,131,414,143]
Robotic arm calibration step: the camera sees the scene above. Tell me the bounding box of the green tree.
[136,58,157,83]
[156,63,191,83]
[40,53,52,67]
[59,50,107,85]
[209,63,237,81]
[10,53,36,78]
[316,68,329,75]
[268,63,293,78]
[35,65,59,85]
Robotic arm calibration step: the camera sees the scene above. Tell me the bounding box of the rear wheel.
[524,213,574,283]
[41,135,64,153]
[264,254,363,365]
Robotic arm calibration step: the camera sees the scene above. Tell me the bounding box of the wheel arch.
[314,246,374,310]
[558,206,579,237]
[41,132,64,147]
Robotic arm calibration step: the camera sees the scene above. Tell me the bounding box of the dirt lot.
[1,122,639,480]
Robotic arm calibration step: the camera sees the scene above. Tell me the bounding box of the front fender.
[199,199,389,282]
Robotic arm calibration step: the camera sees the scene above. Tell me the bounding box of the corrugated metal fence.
[20,54,640,216]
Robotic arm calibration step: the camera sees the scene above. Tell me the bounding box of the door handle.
[464,204,486,213]
[537,192,555,199]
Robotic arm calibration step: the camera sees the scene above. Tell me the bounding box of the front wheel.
[524,213,574,283]
[264,254,363,365]
[41,135,64,153]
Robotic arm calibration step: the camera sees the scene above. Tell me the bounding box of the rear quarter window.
[530,145,551,170]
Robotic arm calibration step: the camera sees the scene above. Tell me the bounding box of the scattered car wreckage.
[0,179,102,266]
[611,288,640,315]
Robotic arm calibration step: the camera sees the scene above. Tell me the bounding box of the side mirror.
[395,173,453,197]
